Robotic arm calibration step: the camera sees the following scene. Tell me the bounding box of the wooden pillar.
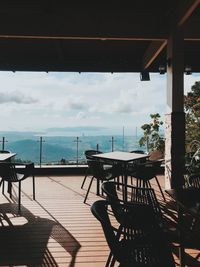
[165,29,185,189]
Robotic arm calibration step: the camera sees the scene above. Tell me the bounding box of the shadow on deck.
[0,203,80,267]
[0,174,199,266]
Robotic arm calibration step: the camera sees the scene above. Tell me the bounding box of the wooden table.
[91,151,149,200]
[0,153,16,161]
[166,188,200,267]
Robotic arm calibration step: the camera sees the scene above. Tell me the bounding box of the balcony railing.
[0,135,146,166]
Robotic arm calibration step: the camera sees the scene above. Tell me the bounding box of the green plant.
[185,81,200,152]
[139,113,164,154]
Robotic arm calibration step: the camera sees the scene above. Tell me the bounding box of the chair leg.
[97,178,100,196]
[18,181,21,212]
[109,256,116,267]
[106,224,123,267]
[81,168,89,189]
[8,182,12,199]
[0,179,4,194]
[2,181,4,194]
[105,252,115,267]
[32,175,35,200]
[105,252,113,267]
[83,176,94,203]
[154,175,166,201]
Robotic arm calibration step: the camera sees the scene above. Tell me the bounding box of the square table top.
[0,153,16,161]
[91,151,149,163]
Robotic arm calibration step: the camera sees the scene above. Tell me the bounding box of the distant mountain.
[2,133,145,164]
[7,139,74,163]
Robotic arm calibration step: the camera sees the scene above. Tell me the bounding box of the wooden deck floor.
[0,174,199,267]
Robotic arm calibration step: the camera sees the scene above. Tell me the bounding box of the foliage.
[14,157,32,163]
[139,113,164,154]
[138,81,200,166]
[185,81,200,153]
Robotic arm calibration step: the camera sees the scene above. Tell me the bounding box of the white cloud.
[0,91,37,104]
[0,71,199,132]
[67,96,88,110]
[111,89,137,113]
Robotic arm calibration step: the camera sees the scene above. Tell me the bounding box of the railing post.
[0,136,8,151]
[122,126,125,151]
[37,136,45,167]
[96,143,99,151]
[146,136,149,153]
[109,136,115,152]
[74,137,81,166]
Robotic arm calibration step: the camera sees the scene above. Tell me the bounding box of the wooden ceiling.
[0,0,200,72]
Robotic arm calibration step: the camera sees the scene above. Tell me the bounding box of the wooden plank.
[0,175,199,266]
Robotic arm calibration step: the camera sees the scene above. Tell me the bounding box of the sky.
[0,71,199,136]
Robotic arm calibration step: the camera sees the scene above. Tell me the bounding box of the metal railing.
[1,135,145,166]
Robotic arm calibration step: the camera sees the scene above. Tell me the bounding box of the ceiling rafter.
[0,2,200,72]
[143,41,167,70]
[143,0,200,70]
[177,0,200,26]
[0,35,166,41]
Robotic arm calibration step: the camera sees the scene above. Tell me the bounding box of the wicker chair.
[188,173,200,188]
[129,160,166,201]
[101,181,163,228]
[0,150,13,192]
[0,162,35,212]
[91,199,175,267]
[81,150,102,189]
[83,160,120,204]
[101,181,168,266]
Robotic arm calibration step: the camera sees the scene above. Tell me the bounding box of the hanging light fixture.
[140,70,150,81]
[158,65,166,74]
[185,65,192,75]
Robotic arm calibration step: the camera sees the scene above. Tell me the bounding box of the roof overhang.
[0,1,200,73]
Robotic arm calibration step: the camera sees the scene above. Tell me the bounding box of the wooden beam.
[178,0,200,26]
[0,34,166,41]
[143,41,167,70]
[143,0,200,70]
[0,13,168,40]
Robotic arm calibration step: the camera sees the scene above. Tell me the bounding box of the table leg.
[122,163,128,202]
[96,180,100,196]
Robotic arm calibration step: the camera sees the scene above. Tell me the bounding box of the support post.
[165,29,185,189]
